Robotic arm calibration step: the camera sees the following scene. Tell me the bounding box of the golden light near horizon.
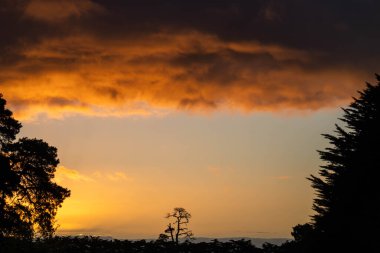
[17,109,343,239]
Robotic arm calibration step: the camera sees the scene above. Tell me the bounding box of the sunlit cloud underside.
[0,0,373,120]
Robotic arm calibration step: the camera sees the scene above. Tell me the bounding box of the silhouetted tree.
[293,75,380,252]
[0,94,70,238]
[161,207,194,245]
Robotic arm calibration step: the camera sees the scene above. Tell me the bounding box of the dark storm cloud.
[0,0,378,119]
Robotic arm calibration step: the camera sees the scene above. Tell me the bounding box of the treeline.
[0,236,300,253]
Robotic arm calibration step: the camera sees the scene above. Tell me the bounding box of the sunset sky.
[1,0,379,239]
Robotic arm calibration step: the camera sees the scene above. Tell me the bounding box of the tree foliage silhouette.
[0,94,70,238]
[293,75,380,252]
[0,236,264,253]
[160,207,194,245]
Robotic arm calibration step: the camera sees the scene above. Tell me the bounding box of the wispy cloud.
[274,175,291,181]
[55,166,132,183]
[207,166,222,176]
[55,166,94,183]
[106,171,132,182]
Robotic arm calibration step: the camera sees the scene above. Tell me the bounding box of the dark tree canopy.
[0,94,70,238]
[293,75,380,252]
[0,94,21,147]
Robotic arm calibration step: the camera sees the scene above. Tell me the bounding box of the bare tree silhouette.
[160,207,194,245]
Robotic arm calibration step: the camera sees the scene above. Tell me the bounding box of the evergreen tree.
[296,75,380,252]
[0,94,70,238]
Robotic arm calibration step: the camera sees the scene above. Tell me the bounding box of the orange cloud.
[0,31,365,120]
[275,176,291,181]
[55,166,132,183]
[105,172,132,182]
[207,166,222,176]
[55,166,94,183]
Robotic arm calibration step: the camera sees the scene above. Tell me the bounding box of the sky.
[1,0,379,239]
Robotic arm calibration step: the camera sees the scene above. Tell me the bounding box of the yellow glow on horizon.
[53,163,314,238]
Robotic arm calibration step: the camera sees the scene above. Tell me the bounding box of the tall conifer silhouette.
[305,75,380,252]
